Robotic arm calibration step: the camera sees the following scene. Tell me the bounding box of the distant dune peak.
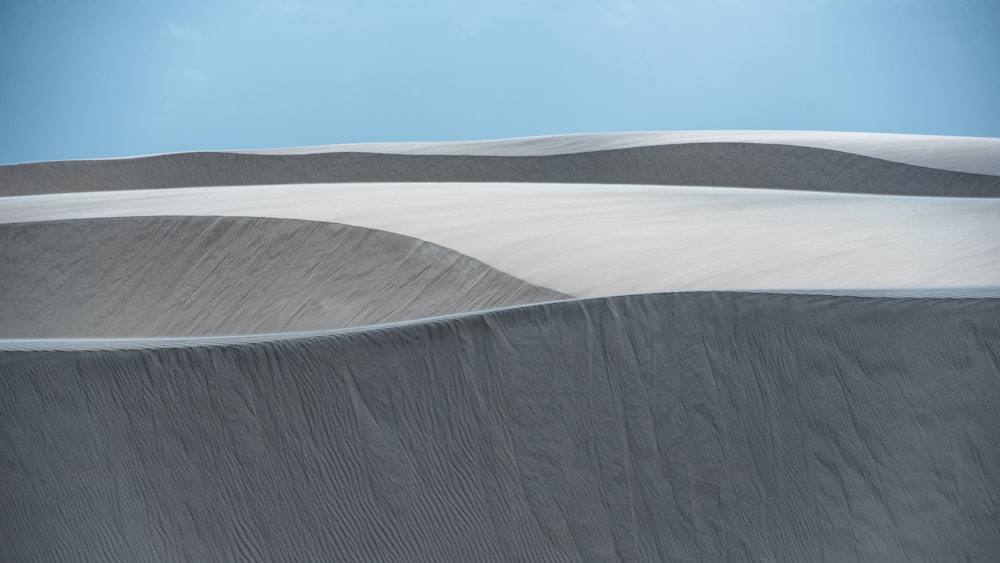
[3,134,999,197]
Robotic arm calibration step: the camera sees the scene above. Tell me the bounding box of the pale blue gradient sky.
[1,0,998,163]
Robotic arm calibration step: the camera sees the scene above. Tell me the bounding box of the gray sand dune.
[3,142,999,197]
[2,293,998,562]
[0,216,565,338]
[238,130,1000,176]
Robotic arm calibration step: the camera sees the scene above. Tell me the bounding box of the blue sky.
[1,0,998,164]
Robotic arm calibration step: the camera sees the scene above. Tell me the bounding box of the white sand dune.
[3,182,998,296]
[2,132,1000,562]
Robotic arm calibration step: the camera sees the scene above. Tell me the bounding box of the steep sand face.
[2,293,998,562]
[3,143,999,197]
[0,216,566,338]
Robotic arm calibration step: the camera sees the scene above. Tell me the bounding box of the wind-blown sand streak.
[2,293,998,562]
[3,142,999,197]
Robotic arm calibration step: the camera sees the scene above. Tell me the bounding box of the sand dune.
[2,132,999,562]
[3,183,999,297]
[3,142,999,197]
[238,130,1000,176]
[0,216,565,338]
[2,293,998,562]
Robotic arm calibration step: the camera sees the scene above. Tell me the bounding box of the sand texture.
[2,132,999,562]
[0,216,565,338]
[2,293,999,562]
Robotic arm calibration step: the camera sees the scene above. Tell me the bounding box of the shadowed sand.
[2,293,998,562]
[0,216,566,338]
[3,142,999,197]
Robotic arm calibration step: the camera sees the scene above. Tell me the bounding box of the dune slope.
[0,216,566,337]
[2,293,998,562]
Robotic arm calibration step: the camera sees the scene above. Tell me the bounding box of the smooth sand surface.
[4,183,998,296]
[3,142,999,197]
[0,216,565,338]
[238,130,1000,176]
[2,293,998,562]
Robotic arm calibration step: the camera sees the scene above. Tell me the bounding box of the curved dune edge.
[237,130,1000,176]
[3,142,999,197]
[4,183,999,297]
[0,216,567,338]
[4,288,1000,351]
[2,292,998,561]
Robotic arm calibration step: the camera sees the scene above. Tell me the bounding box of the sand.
[0,216,565,338]
[3,142,999,198]
[2,131,999,562]
[3,183,999,297]
[237,130,1000,176]
[2,293,998,562]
